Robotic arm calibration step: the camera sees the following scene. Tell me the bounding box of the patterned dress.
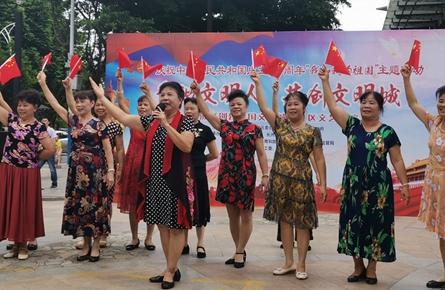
[0,113,49,242]
[117,128,146,214]
[337,115,400,262]
[61,114,110,238]
[216,119,263,210]
[418,113,445,238]
[105,121,123,202]
[263,116,322,229]
[141,115,195,228]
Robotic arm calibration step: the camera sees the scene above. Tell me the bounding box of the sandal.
[196,246,206,258]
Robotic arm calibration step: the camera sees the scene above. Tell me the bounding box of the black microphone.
[156,103,166,112]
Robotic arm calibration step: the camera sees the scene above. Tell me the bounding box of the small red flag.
[0,55,21,85]
[117,49,132,69]
[41,52,52,70]
[407,40,421,70]
[264,57,288,79]
[138,60,162,79]
[325,40,350,75]
[253,45,269,69]
[69,54,83,79]
[186,53,206,84]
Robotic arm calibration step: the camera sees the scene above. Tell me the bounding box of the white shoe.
[273,264,296,275]
[3,248,18,259]
[296,271,308,280]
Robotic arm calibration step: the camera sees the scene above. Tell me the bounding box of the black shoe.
[234,252,245,268]
[149,270,181,283]
[161,281,174,289]
[366,276,378,285]
[279,243,296,249]
[225,250,246,265]
[6,243,13,250]
[144,241,156,251]
[347,268,366,282]
[125,239,140,251]
[27,243,38,251]
[307,245,311,251]
[77,249,91,261]
[427,280,445,288]
[181,245,190,255]
[196,246,206,258]
[89,253,100,262]
[50,185,57,189]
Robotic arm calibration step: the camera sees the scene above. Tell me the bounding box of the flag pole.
[0,54,16,70]
[324,39,333,65]
[251,49,254,69]
[41,58,49,72]
[68,57,81,78]
[141,56,145,81]
[191,51,196,80]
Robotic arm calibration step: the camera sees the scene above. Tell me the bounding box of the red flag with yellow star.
[69,54,82,79]
[264,57,288,79]
[186,52,206,84]
[325,40,350,75]
[407,40,421,70]
[0,55,21,85]
[139,59,162,79]
[253,45,269,69]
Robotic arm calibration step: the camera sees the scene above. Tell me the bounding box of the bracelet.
[262,174,269,178]
[107,168,115,173]
[116,90,124,94]
[401,183,409,187]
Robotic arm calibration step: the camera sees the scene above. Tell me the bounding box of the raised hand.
[89,77,105,98]
[272,80,279,93]
[139,81,151,95]
[318,65,329,81]
[61,77,71,90]
[400,63,412,79]
[250,70,261,84]
[37,71,47,85]
[190,80,201,95]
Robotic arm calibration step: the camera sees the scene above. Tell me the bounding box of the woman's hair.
[435,85,445,100]
[283,91,308,113]
[159,81,184,101]
[74,90,97,102]
[359,91,384,113]
[137,95,148,104]
[228,90,249,106]
[184,98,198,106]
[16,90,41,107]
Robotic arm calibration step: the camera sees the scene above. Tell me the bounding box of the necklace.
[290,122,306,132]
[440,123,445,133]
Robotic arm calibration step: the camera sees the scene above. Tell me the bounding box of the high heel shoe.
[234,252,245,268]
[225,250,246,265]
[89,250,100,262]
[77,249,91,261]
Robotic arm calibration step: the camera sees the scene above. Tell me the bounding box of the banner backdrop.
[106,30,445,216]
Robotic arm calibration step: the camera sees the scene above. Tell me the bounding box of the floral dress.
[337,115,400,262]
[263,116,322,229]
[216,119,263,210]
[418,113,445,238]
[61,114,110,238]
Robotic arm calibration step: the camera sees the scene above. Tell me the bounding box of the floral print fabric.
[337,115,400,262]
[1,113,49,168]
[418,113,445,238]
[61,114,110,238]
[263,116,322,228]
[216,119,262,210]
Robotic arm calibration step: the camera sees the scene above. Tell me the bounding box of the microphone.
[156,103,166,112]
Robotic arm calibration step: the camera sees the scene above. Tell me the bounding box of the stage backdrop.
[106,30,445,216]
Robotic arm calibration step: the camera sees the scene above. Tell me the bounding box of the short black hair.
[17,90,41,107]
[184,98,198,106]
[436,85,445,100]
[159,81,184,101]
[228,90,249,106]
[137,95,148,103]
[359,91,384,113]
[74,90,97,102]
[283,91,308,113]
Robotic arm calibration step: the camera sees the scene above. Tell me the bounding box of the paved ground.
[0,163,442,290]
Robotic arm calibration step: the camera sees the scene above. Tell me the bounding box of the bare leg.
[226,204,241,260]
[236,207,253,263]
[129,213,139,244]
[437,239,445,282]
[80,237,92,256]
[295,228,310,273]
[366,260,377,279]
[352,256,366,276]
[91,235,101,257]
[196,226,205,249]
[158,225,170,262]
[280,221,295,268]
[145,224,155,246]
[164,228,185,283]
[183,229,189,247]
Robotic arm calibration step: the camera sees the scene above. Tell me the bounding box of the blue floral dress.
[337,115,400,262]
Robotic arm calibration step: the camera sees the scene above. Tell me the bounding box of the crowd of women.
[1,62,445,289]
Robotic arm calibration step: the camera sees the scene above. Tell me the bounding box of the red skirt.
[0,163,45,242]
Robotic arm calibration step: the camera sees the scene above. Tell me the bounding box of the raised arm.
[251,71,276,130]
[0,91,12,112]
[115,69,130,114]
[139,82,157,111]
[61,77,78,116]
[318,65,349,131]
[401,63,427,126]
[190,80,221,132]
[37,72,68,123]
[272,80,280,115]
[90,77,145,132]
[0,105,9,126]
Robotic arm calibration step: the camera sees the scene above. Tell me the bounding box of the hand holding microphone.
[156,103,166,112]
[153,103,167,126]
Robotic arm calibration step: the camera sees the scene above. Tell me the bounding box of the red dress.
[117,128,146,214]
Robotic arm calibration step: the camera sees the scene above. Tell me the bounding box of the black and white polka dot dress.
[106,121,123,202]
[141,114,194,229]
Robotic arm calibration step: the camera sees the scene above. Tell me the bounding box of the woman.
[251,71,327,279]
[90,78,196,290]
[401,63,445,289]
[114,69,156,251]
[38,72,114,263]
[182,98,219,258]
[0,90,55,260]
[191,80,269,269]
[318,65,410,285]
